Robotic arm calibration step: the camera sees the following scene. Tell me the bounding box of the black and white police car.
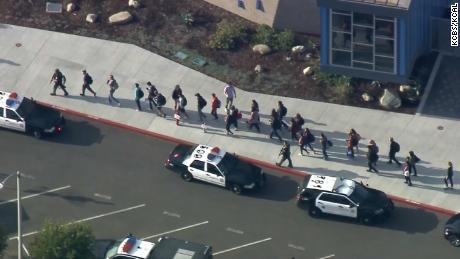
[165,144,265,194]
[297,175,394,224]
[105,235,212,259]
[444,213,460,247]
[0,91,65,138]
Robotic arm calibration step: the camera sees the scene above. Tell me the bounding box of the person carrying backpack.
[408,151,420,176]
[277,101,289,130]
[50,68,69,96]
[388,137,401,166]
[269,109,283,142]
[299,128,315,155]
[80,70,96,97]
[153,93,167,118]
[106,74,120,106]
[146,82,159,110]
[195,93,207,123]
[366,140,379,173]
[403,157,412,186]
[178,93,189,119]
[210,93,220,120]
[134,83,144,111]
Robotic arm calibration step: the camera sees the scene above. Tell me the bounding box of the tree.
[0,226,7,258]
[29,221,95,259]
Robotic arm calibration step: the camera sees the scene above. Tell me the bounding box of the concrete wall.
[202,0,321,34]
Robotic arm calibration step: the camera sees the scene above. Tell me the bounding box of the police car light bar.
[122,237,137,253]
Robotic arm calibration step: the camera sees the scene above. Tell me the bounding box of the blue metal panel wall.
[398,17,406,76]
[320,7,329,66]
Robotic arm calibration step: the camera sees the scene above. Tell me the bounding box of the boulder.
[303,67,313,76]
[128,0,141,8]
[291,45,305,54]
[86,14,98,23]
[379,89,401,109]
[362,93,374,102]
[66,3,76,12]
[252,44,271,55]
[305,53,312,60]
[108,11,133,25]
[254,64,262,73]
[399,84,412,93]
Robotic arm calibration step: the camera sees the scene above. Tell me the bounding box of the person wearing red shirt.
[210,93,220,120]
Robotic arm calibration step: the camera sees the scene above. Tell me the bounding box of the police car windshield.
[217,153,238,175]
[347,183,369,203]
[15,98,36,118]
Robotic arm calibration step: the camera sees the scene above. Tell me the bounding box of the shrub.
[274,29,295,51]
[208,20,248,50]
[181,12,194,26]
[252,24,276,46]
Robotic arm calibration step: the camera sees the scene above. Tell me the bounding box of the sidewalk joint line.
[141,221,209,241]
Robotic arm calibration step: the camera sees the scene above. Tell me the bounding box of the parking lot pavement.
[1,116,459,259]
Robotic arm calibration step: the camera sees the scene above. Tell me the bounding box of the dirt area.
[0,0,430,113]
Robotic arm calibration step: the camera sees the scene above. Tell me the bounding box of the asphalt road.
[0,115,458,259]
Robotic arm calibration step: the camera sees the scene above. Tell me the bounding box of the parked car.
[444,213,460,247]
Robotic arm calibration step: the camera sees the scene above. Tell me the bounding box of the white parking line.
[226,227,244,235]
[22,244,30,257]
[213,237,272,256]
[94,193,112,200]
[141,221,209,241]
[0,185,71,206]
[9,203,146,240]
[163,211,181,218]
[318,254,335,259]
[288,243,306,251]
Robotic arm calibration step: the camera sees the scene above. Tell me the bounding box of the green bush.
[30,221,95,259]
[252,24,276,46]
[208,20,248,50]
[274,30,295,51]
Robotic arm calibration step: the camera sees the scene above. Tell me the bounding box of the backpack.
[394,142,400,152]
[216,99,221,108]
[87,75,93,85]
[138,89,144,98]
[180,96,187,107]
[112,80,119,89]
[157,94,166,106]
[280,106,287,117]
[199,97,207,108]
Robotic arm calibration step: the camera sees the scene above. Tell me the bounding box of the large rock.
[399,84,412,93]
[252,44,271,55]
[128,0,141,8]
[254,64,262,73]
[86,14,98,23]
[379,89,401,109]
[66,3,76,12]
[108,11,133,25]
[303,67,313,76]
[362,93,374,102]
[291,45,305,54]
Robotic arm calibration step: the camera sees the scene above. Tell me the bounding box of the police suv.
[165,144,266,194]
[297,175,394,224]
[105,235,212,259]
[0,91,65,138]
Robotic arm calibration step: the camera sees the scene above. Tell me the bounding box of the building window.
[238,0,245,9]
[330,10,396,74]
[256,0,264,11]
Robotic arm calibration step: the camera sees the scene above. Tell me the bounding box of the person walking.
[269,109,283,142]
[388,137,401,166]
[290,118,301,140]
[408,151,420,176]
[251,99,259,113]
[152,92,167,118]
[403,157,412,186]
[172,84,182,110]
[320,133,329,160]
[276,141,293,168]
[277,101,289,130]
[174,107,181,126]
[225,105,238,135]
[247,109,261,132]
[300,128,316,155]
[195,93,207,123]
[366,140,379,173]
[80,70,96,97]
[106,74,120,106]
[210,93,220,120]
[134,83,144,111]
[293,113,305,128]
[178,93,189,119]
[444,161,454,189]
[348,128,361,154]
[49,68,69,96]
[146,82,159,110]
[224,82,236,112]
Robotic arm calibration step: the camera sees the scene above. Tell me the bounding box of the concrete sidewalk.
[1,24,459,213]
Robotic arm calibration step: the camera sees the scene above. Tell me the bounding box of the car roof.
[184,145,227,165]
[0,91,23,111]
[116,237,155,258]
[306,175,357,197]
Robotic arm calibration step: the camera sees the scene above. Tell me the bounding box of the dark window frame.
[190,160,205,171]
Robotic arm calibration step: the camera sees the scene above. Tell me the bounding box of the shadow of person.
[0,58,20,66]
[246,173,300,202]
[47,118,103,146]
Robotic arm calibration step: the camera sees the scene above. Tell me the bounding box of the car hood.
[26,106,62,129]
[227,161,263,183]
[359,188,391,209]
[446,214,460,231]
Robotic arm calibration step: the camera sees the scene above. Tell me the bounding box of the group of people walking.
[50,69,454,189]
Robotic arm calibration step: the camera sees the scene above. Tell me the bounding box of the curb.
[41,102,458,216]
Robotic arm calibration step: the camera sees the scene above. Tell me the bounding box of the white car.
[165,144,266,194]
[0,91,65,138]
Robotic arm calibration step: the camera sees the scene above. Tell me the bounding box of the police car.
[105,235,212,259]
[444,213,460,247]
[297,175,394,224]
[0,91,65,138]
[165,144,266,194]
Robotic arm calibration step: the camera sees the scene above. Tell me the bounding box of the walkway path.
[0,24,458,213]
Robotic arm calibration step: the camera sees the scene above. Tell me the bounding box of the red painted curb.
[41,102,458,216]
